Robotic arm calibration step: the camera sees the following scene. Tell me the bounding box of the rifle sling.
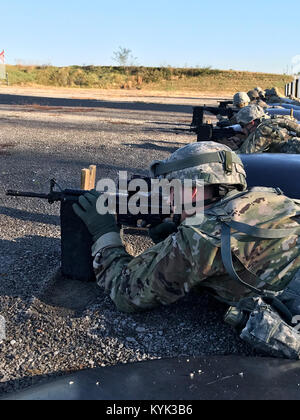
[220,219,300,296]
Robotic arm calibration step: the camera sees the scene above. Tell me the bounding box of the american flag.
[0,50,4,63]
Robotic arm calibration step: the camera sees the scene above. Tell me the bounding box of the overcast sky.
[1,0,299,74]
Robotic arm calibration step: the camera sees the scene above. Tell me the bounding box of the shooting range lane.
[1,91,299,399]
[0,92,254,398]
[2,356,300,400]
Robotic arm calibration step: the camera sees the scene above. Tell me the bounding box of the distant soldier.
[267,87,300,107]
[265,87,283,104]
[218,92,251,126]
[236,105,300,154]
[233,92,250,109]
[247,90,268,108]
[254,86,266,99]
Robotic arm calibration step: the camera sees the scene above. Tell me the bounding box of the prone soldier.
[247,90,268,108]
[233,92,250,109]
[73,142,300,359]
[217,92,250,127]
[236,105,300,154]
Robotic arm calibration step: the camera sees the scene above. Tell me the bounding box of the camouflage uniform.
[93,188,300,313]
[253,99,268,109]
[248,90,268,109]
[80,141,300,358]
[217,92,249,127]
[265,88,283,104]
[265,87,300,107]
[238,116,300,154]
[233,92,250,109]
[92,142,300,313]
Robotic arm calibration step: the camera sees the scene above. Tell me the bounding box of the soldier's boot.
[240,298,300,360]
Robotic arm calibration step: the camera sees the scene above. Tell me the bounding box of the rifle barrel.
[6,190,50,200]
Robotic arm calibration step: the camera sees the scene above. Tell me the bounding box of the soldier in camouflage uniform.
[233,92,250,109]
[265,87,282,104]
[247,90,268,109]
[235,105,300,154]
[217,92,250,128]
[74,142,300,359]
[265,87,300,107]
[254,87,265,97]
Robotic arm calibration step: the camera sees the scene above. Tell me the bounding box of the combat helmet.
[236,104,267,125]
[149,141,247,191]
[254,86,264,93]
[247,90,259,101]
[254,86,266,99]
[233,92,250,108]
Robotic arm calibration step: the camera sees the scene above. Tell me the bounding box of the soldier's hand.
[149,221,178,244]
[73,190,119,242]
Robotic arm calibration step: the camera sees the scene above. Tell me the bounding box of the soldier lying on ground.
[247,90,268,108]
[265,87,300,107]
[235,105,300,154]
[73,142,300,359]
[233,92,250,109]
[217,92,250,127]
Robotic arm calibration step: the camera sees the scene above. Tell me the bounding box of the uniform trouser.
[239,268,300,360]
[279,268,300,317]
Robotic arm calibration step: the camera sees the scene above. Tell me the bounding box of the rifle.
[191,104,236,130]
[196,124,240,142]
[6,178,177,282]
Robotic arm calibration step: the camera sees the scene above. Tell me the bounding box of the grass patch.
[4,65,292,94]
[26,104,98,113]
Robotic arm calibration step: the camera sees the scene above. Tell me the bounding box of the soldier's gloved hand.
[149,221,178,244]
[73,190,119,242]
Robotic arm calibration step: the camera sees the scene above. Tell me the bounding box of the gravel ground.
[0,90,256,397]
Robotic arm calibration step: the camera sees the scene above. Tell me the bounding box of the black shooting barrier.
[2,356,300,400]
[240,153,300,199]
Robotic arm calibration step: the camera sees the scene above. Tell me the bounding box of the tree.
[112,47,137,67]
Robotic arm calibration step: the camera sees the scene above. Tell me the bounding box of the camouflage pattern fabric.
[149,141,247,190]
[233,92,250,108]
[265,88,283,104]
[238,116,300,154]
[240,298,300,359]
[236,105,267,125]
[266,93,300,107]
[252,99,268,109]
[93,187,300,313]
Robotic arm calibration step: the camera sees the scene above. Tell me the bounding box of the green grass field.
[4,65,292,94]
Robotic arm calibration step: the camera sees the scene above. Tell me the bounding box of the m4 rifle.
[6,178,177,282]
